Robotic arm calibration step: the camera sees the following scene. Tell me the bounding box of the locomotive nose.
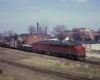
[76,46,86,57]
[80,48,84,53]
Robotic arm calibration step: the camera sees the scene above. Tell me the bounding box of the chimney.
[37,22,39,33]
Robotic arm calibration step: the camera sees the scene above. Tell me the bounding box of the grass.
[0,63,67,80]
[0,74,14,80]
[17,57,100,78]
[0,47,100,79]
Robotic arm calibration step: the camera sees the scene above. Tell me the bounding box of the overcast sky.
[0,0,100,34]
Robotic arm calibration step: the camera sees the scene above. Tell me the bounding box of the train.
[0,40,86,60]
[32,40,86,60]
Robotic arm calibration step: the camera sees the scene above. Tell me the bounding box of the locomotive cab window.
[62,45,69,48]
[71,45,74,48]
[75,43,82,46]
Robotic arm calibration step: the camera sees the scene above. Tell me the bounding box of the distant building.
[18,33,51,45]
[95,32,100,41]
[0,37,5,42]
[79,28,95,41]
[73,28,95,41]
[62,30,73,40]
[62,28,95,41]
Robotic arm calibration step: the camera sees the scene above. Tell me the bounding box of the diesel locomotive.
[32,40,86,60]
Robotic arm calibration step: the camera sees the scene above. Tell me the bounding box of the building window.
[34,35,36,39]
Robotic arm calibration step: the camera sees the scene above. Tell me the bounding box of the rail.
[0,59,99,80]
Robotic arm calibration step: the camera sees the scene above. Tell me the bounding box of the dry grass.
[0,47,100,79]
[0,62,67,80]
[0,74,14,80]
[17,57,100,78]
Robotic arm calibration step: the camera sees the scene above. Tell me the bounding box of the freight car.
[0,40,86,60]
[32,41,86,60]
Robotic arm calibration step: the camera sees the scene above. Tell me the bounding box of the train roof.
[34,40,82,46]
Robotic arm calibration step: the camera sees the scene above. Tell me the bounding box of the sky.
[0,0,100,34]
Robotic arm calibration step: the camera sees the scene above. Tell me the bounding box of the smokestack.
[37,22,39,33]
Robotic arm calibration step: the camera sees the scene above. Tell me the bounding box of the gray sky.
[0,0,100,34]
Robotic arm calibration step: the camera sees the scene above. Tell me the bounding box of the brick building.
[18,33,51,45]
[62,30,73,40]
[62,28,95,41]
[75,28,95,41]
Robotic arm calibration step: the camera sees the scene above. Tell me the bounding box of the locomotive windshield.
[75,43,83,46]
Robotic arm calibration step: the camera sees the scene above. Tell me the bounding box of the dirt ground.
[0,62,69,80]
[0,47,72,80]
[0,47,100,80]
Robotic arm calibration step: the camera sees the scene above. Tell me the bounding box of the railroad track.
[1,46,100,66]
[69,58,100,66]
[0,59,99,80]
[8,47,100,66]
[81,59,100,65]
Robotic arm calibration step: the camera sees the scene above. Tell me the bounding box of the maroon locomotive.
[32,40,86,60]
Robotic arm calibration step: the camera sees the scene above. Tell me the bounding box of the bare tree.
[0,30,17,42]
[3,31,7,37]
[43,25,48,34]
[98,28,100,33]
[72,32,81,41]
[0,33,3,42]
[7,30,14,37]
[7,30,15,41]
[13,33,18,40]
[72,28,78,32]
[72,28,82,41]
[1,31,8,42]
[38,26,43,34]
[0,33,2,38]
[95,28,100,41]
[52,25,67,36]
[38,25,49,34]
[28,25,36,34]
[51,25,67,41]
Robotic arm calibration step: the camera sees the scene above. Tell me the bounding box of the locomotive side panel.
[32,42,50,53]
[50,44,77,55]
[32,41,86,60]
